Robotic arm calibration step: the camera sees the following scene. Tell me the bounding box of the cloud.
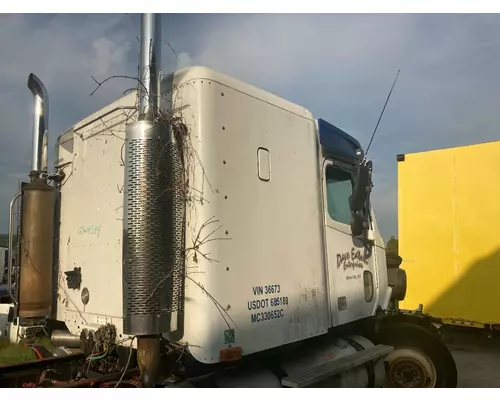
[0,14,136,234]
[1,14,500,241]
[176,52,194,70]
[180,14,500,239]
[92,38,132,76]
[196,14,417,90]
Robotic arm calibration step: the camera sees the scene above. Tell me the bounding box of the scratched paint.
[77,225,101,237]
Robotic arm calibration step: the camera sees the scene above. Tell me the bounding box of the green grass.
[0,338,38,365]
[0,336,58,365]
[35,336,57,352]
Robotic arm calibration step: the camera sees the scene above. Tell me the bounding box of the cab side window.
[325,165,353,226]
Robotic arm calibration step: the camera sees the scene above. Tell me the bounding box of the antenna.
[364,69,400,158]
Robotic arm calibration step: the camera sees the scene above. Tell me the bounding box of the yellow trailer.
[398,140,500,329]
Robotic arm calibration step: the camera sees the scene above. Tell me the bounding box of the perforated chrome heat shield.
[123,120,186,337]
[163,129,186,341]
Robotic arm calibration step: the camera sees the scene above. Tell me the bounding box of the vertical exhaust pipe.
[123,13,186,387]
[16,74,54,320]
[138,13,161,120]
[28,74,49,174]
[124,14,168,335]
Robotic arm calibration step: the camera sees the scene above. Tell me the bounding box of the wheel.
[384,347,437,387]
[376,322,458,388]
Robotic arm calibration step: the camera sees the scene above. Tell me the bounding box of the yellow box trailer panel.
[398,141,500,326]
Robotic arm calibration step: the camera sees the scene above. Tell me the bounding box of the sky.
[0,13,499,240]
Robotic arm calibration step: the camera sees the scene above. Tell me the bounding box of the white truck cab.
[2,14,457,388]
[53,67,390,363]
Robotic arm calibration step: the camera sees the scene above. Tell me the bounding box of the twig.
[114,336,136,388]
[186,247,219,264]
[162,40,180,60]
[120,141,126,166]
[199,225,223,245]
[199,237,231,245]
[185,275,236,329]
[96,116,126,141]
[192,216,217,246]
[144,270,173,304]
[90,75,148,97]
[124,13,140,43]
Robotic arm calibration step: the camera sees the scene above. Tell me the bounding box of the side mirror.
[349,161,372,212]
[350,213,364,237]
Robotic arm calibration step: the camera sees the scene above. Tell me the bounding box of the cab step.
[281,344,394,388]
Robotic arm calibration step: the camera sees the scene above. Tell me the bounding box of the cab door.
[322,158,379,327]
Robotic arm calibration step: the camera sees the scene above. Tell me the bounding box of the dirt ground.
[445,330,500,388]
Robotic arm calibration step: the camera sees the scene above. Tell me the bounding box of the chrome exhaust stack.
[123,13,186,387]
[123,13,168,336]
[28,73,49,174]
[138,13,162,120]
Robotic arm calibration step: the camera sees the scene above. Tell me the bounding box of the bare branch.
[90,75,148,97]
[162,40,180,60]
[97,115,126,141]
[120,141,126,166]
[85,57,236,339]
[145,270,173,304]
[186,275,237,329]
[124,13,140,43]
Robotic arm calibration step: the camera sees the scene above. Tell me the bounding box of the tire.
[375,322,458,388]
